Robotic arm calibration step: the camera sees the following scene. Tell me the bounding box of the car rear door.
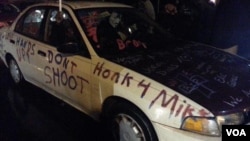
[12,6,47,84]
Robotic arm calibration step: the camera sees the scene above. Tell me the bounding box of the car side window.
[15,8,45,39]
[44,8,90,58]
[46,9,78,47]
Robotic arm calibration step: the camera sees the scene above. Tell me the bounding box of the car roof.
[30,1,132,10]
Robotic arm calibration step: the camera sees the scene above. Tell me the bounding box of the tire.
[8,58,24,85]
[104,100,158,141]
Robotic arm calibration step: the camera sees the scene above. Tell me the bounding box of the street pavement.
[0,61,111,141]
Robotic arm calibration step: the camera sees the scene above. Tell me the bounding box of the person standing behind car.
[157,0,201,39]
[157,0,215,43]
[164,0,178,15]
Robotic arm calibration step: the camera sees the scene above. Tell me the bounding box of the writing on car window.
[78,8,165,56]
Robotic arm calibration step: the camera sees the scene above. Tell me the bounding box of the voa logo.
[226,129,246,136]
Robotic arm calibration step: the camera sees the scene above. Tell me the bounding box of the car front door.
[39,8,93,111]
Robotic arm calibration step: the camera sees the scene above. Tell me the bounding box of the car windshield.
[77,7,174,57]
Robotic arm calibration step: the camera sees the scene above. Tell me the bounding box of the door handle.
[10,39,15,44]
[38,50,46,57]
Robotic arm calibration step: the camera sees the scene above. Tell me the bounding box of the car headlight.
[181,113,245,136]
[181,116,220,136]
[216,112,245,127]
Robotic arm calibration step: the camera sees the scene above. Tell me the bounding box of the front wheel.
[8,58,24,85]
[103,100,158,141]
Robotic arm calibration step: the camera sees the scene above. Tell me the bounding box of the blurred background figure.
[0,2,20,28]
[157,0,216,43]
[139,0,156,20]
[164,1,177,15]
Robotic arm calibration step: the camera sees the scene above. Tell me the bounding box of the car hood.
[109,40,250,115]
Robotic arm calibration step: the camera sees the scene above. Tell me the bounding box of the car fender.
[111,68,214,128]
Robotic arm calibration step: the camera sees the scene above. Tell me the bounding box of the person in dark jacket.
[157,0,216,43]
[96,11,125,53]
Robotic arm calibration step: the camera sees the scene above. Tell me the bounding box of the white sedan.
[0,1,250,141]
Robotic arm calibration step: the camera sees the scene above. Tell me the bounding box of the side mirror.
[57,42,79,54]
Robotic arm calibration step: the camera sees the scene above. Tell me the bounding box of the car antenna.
[59,0,62,12]
[55,0,63,23]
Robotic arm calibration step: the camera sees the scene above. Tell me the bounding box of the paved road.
[0,61,111,141]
